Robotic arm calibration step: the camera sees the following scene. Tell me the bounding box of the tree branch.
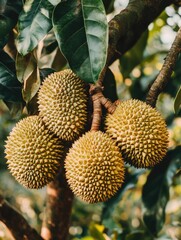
[108,0,174,64]
[41,165,74,240]
[98,0,175,85]
[146,27,181,107]
[0,194,43,240]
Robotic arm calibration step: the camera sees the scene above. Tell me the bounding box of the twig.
[41,166,74,240]
[146,27,181,107]
[0,194,43,240]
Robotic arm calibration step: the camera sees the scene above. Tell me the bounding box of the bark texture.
[41,167,74,240]
[107,0,174,65]
[0,195,43,240]
[146,27,181,107]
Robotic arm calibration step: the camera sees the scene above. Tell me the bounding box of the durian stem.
[90,92,102,131]
[41,168,74,240]
[146,27,181,107]
[100,97,117,114]
[0,194,43,240]
[97,63,109,87]
[90,84,117,131]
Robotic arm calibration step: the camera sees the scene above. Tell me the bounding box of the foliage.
[16,0,57,55]
[0,51,22,103]
[174,86,181,114]
[0,1,181,240]
[53,0,108,83]
[142,147,181,237]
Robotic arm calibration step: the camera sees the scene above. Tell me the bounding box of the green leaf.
[0,50,23,102]
[16,0,57,55]
[0,0,22,48]
[53,0,108,83]
[0,35,8,49]
[120,30,148,79]
[174,86,181,114]
[89,223,105,240]
[101,169,144,229]
[142,147,181,236]
[4,101,23,118]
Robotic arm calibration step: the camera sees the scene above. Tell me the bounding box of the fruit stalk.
[89,84,117,131]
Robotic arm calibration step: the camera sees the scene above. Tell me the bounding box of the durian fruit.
[5,115,64,189]
[65,131,125,203]
[105,99,169,168]
[38,69,88,141]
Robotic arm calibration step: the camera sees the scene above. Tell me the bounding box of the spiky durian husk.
[5,116,64,189]
[105,99,169,168]
[65,131,125,203]
[38,69,87,141]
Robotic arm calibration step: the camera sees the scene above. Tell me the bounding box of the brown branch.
[97,0,175,87]
[0,194,43,240]
[41,165,74,240]
[107,0,174,65]
[146,27,181,107]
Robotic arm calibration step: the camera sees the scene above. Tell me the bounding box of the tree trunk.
[41,166,74,240]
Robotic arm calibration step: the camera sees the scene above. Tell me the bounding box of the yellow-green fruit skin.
[5,116,64,189]
[38,69,88,141]
[65,131,125,203]
[105,99,169,168]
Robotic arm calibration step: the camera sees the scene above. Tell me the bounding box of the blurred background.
[0,1,181,239]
